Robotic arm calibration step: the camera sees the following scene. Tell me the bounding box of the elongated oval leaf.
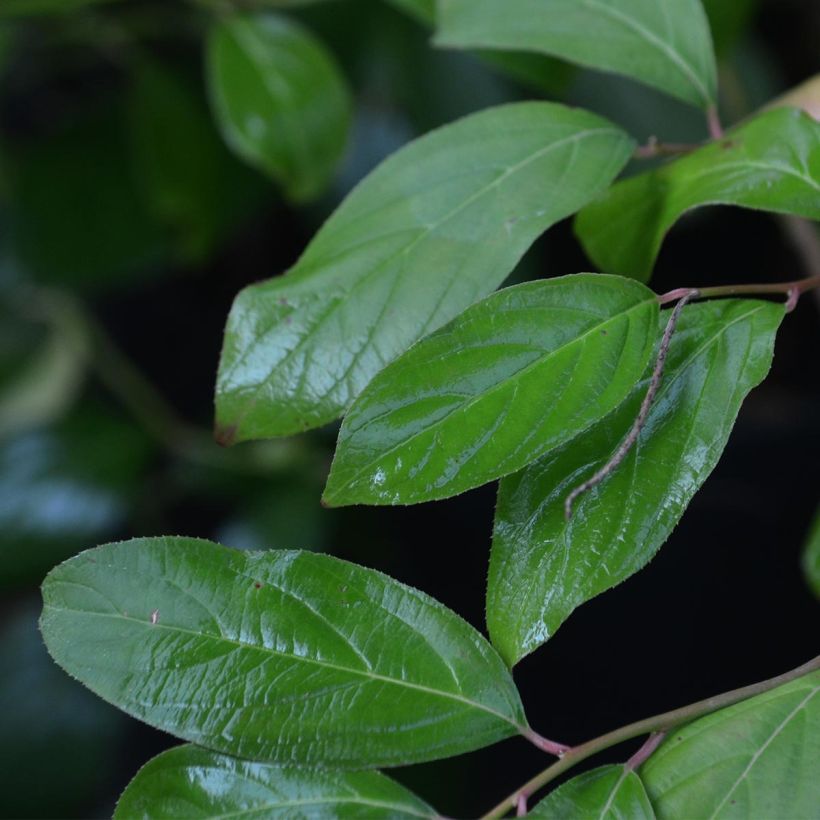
[114,744,437,819]
[216,103,634,443]
[40,538,529,768]
[642,670,820,818]
[435,0,717,110]
[530,765,655,819]
[323,275,658,507]
[575,108,820,281]
[488,299,783,665]
[207,13,352,202]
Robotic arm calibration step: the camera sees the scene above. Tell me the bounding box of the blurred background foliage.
[0,0,817,816]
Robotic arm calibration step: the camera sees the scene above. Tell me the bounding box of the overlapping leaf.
[488,299,783,666]
[642,670,820,818]
[575,108,820,281]
[114,744,437,819]
[207,13,352,202]
[215,103,634,443]
[40,538,529,768]
[323,275,658,507]
[530,765,655,819]
[435,0,717,109]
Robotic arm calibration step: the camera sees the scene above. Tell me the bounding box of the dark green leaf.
[115,744,437,819]
[323,275,658,507]
[575,108,820,282]
[386,0,435,24]
[530,765,655,819]
[642,670,820,818]
[216,103,634,443]
[207,12,352,202]
[801,506,820,599]
[701,0,759,55]
[41,538,529,768]
[488,299,783,665]
[435,0,718,109]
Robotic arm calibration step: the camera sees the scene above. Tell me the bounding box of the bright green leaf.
[530,765,655,819]
[40,538,529,768]
[435,0,718,109]
[488,299,783,665]
[216,103,633,444]
[801,506,820,599]
[575,108,820,282]
[207,13,352,202]
[323,275,658,507]
[642,670,820,818]
[115,744,437,819]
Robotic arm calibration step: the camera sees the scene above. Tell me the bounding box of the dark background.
[0,0,818,816]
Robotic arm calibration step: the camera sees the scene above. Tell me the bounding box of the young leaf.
[114,744,437,819]
[323,275,658,507]
[575,108,820,281]
[529,765,655,819]
[801,506,820,599]
[216,103,634,443]
[207,13,352,202]
[40,538,530,768]
[435,0,718,110]
[488,299,783,666]
[642,670,820,818]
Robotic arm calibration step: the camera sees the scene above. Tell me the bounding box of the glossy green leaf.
[435,0,717,109]
[801,506,820,599]
[642,670,820,818]
[324,275,658,507]
[488,299,783,665]
[216,103,633,444]
[207,13,352,202]
[115,745,437,819]
[530,765,655,819]
[575,108,820,282]
[40,538,529,768]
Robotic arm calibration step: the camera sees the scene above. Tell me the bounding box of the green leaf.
[386,0,435,24]
[216,103,634,443]
[530,765,655,819]
[575,108,820,282]
[323,274,658,507]
[115,744,437,819]
[801,506,820,599]
[642,670,820,818]
[207,13,352,202]
[488,299,783,665]
[435,0,718,110]
[40,538,529,768]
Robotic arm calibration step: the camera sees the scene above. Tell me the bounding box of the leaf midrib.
[43,601,524,733]
[327,294,655,501]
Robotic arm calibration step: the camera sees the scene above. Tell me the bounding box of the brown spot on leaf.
[214,423,238,447]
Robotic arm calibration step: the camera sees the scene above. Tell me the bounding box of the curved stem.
[483,655,820,819]
[657,274,820,309]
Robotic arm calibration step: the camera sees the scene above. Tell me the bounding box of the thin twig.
[706,104,724,139]
[564,291,697,520]
[656,274,820,307]
[481,655,820,819]
[626,731,666,770]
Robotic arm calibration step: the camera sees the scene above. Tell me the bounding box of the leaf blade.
[323,274,659,507]
[435,0,717,109]
[488,299,783,665]
[114,744,437,819]
[575,108,820,281]
[642,670,820,818]
[40,538,528,768]
[216,102,634,442]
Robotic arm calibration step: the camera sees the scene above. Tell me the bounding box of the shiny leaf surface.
[435,0,717,109]
[642,670,820,818]
[324,275,658,507]
[40,538,528,768]
[207,12,352,202]
[114,744,437,819]
[488,299,783,665]
[530,765,655,819]
[575,108,820,281]
[216,103,634,443]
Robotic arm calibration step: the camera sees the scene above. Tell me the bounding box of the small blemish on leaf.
[254,582,263,589]
[150,609,159,625]
[215,424,238,447]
